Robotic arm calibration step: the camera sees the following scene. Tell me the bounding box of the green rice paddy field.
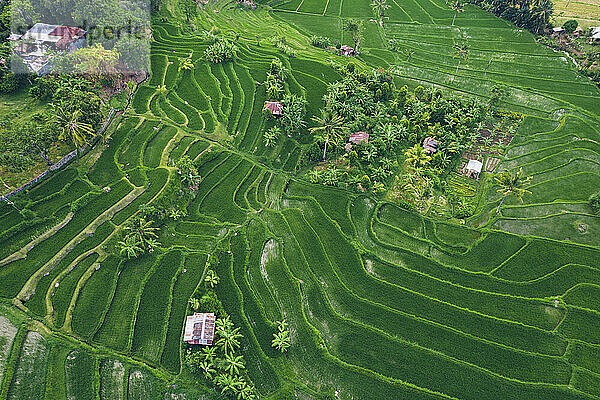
[1,0,600,398]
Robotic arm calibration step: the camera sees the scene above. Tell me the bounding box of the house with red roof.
[423,137,439,154]
[349,132,369,144]
[340,45,356,56]
[264,101,284,116]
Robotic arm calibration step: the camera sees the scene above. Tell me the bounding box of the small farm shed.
[552,27,564,34]
[423,137,439,154]
[349,132,369,144]
[465,159,483,180]
[184,313,216,345]
[264,101,284,116]
[591,28,600,42]
[340,45,356,56]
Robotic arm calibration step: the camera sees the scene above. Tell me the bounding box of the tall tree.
[404,144,432,168]
[493,167,532,214]
[450,0,464,25]
[453,42,470,76]
[309,110,348,161]
[531,0,553,33]
[179,0,197,22]
[371,0,390,26]
[343,19,363,52]
[52,106,95,155]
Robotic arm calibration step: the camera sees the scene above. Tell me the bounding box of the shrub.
[563,20,578,34]
[310,36,337,49]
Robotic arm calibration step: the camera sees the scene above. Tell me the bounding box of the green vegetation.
[1,0,600,398]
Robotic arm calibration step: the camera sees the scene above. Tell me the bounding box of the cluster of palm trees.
[304,66,495,216]
[117,216,160,259]
[265,59,286,102]
[204,38,238,63]
[185,315,257,399]
[468,0,553,33]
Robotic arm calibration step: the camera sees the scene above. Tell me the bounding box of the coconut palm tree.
[223,354,245,375]
[118,235,143,259]
[343,19,363,52]
[308,169,324,183]
[201,346,217,362]
[216,316,234,332]
[404,145,432,168]
[188,297,199,310]
[450,0,464,26]
[405,49,415,62]
[52,106,95,155]
[238,381,257,400]
[125,217,159,248]
[204,269,220,287]
[216,326,243,355]
[179,56,194,72]
[199,360,216,379]
[157,84,169,97]
[371,0,390,26]
[493,167,532,214]
[365,146,378,163]
[276,319,288,332]
[272,330,291,352]
[531,0,553,33]
[453,42,470,76]
[309,110,348,161]
[215,374,238,396]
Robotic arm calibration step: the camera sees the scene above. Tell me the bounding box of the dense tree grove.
[302,63,523,217]
[467,0,554,33]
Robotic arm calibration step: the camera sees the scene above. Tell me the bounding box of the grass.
[131,250,183,363]
[64,349,96,400]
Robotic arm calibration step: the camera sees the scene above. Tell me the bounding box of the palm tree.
[531,0,553,33]
[450,0,464,26]
[405,49,415,62]
[179,57,194,72]
[199,360,216,379]
[365,146,378,163]
[343,19,363,52]
[216,326,243,355]
[201,346,217,362]
[276,319,288,332]
[204,269,220,287]
[188,297,199,310]
[309,110,348,161]
[125,217,159,247]
[271,330,291,352]
[371,0,390,26]
[157,84,169,97]
[238,381,257,400]
[493,167,532,214]
[453,42,470,76]
[308,169,324,183]
[263,126,281,147]
[52,106,95,155]
[118,235,143,259]
[216,316,234,332]
[404,145,432,168]
[215,374,238,396]
[223,354,245,375]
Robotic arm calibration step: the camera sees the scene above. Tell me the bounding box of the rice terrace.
[1,0,600,398]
